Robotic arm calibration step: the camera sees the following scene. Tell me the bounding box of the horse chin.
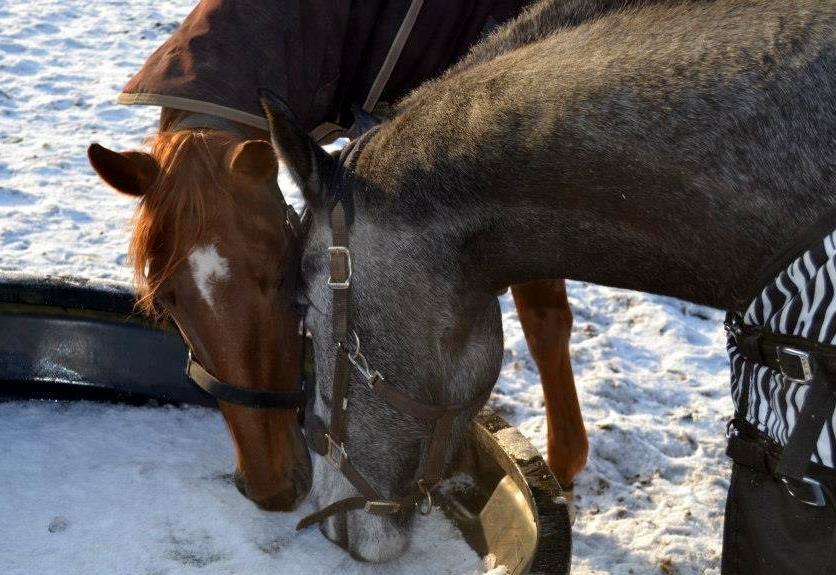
[318,511,409,563]
[233,425,313,512]
[312,456,410,562]
[346,512,409,562]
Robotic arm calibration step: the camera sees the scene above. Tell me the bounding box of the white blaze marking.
[188,245,230,308]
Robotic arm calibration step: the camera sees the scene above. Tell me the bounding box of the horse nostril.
[233,469,248,498]
[292,467,312,502]
[320,513,349,549]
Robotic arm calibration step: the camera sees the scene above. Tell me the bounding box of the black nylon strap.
[187,356,306,409]
[726,422,836,508]
[777,358,836,480]
[167,112,252,138]
[727,431,780,477]
[728,315,836,380]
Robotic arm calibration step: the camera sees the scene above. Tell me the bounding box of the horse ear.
[259,89,334,208]
[87,143,160,197]
[227,140,278,182]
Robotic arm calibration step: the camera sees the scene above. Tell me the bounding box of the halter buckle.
[325,433,347,469]
[776,346,814,383]
[363,500,402,515]
[327,246,352,289]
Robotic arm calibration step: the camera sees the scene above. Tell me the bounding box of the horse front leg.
[511,279,588,494]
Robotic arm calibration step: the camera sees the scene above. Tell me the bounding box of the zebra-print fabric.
[728,229,836,468]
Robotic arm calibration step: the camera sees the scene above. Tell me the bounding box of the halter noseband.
[297,131,491,529]
[186,350,306,409]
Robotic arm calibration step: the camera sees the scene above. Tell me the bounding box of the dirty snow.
[0,1,733,573]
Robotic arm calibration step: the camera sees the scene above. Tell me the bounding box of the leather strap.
[297,497,369,530]
[329,202,352,447]
[362,0,425,113]
[187,353,305,409]
[167,112,252,138]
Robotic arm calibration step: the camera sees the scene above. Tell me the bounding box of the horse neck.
[356,4,834,311]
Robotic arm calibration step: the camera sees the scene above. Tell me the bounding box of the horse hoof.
[563,484,576,525]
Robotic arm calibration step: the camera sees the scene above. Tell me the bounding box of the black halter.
[186,350,306,409]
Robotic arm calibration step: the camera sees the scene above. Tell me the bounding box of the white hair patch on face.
[188,244,230,308]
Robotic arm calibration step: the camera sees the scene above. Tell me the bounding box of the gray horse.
[265,0,835,562]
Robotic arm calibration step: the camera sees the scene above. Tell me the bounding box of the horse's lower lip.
[252,489,303,511]
[349,547,372,563]
[291,467,312,501]
[233,468,309,511]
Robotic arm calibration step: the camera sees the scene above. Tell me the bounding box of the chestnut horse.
[87,110,585,508]
[88,122,313,511]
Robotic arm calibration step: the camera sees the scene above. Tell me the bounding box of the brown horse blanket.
[119,0,528,139]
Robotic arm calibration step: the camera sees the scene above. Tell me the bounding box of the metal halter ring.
[417,479,433,515]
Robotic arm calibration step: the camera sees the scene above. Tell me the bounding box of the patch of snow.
[0,401,491,575]
[497,287,730,575]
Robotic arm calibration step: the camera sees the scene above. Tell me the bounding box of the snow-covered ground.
[0,401,496,575]
[0,1,733,573]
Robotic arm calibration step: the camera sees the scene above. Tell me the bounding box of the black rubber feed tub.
[0,273,572,574]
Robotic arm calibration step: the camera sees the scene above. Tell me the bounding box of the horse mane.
[130,130,239,316]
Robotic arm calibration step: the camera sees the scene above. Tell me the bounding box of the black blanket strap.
[727,418,836,507]
[726,313,836,481]
[726,421,781,477]
[777,358,836,480]
[187,353,306,409]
